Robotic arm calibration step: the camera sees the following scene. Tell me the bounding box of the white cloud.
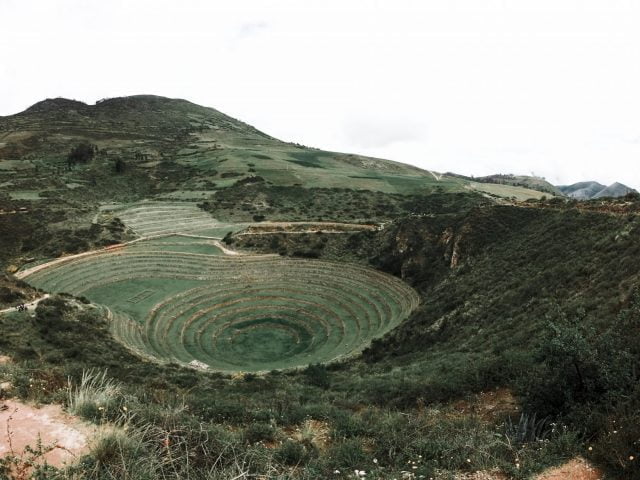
[1,0,639,189]
[341,115,426,149]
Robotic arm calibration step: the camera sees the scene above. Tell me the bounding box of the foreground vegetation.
[0,194,638,478]
[1,96,638,478]
[0,296,584,479]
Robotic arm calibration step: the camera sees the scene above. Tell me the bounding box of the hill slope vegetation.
[0,96,638,479]
[1,95,555,202]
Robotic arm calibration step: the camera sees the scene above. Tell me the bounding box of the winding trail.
[0,294,50,315]
[15,238,151,279]
[15,218,376,280]
[235,221,378,236]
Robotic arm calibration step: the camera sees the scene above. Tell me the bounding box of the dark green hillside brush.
[234,201,640,478]
[201,185,488,223]
[0,294,579,479]
[0,199,128,270]
[1,198,639,478]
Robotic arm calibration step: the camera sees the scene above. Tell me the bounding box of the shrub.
[303,363,330,389]
[326,438,367,470]
[67,369,121,421]
[243,422,277,445]
[67,142,96,167]
[275,440,308,466]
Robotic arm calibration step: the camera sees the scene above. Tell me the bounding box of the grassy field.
[22,238,419,372]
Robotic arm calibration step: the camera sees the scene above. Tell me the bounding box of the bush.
[521,294,640,419]
[326,438,367,470]
[243,422,277,444]
[67,142,96,167]
[67,369,122,421]
[590,394,640,479]
[303,363,330,389]
[275,440,308,466]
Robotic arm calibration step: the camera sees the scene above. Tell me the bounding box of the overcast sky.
[1,0,639,189]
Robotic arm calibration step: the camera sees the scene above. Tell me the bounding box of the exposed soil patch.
[451,388,519,421]
[0,294,50,316]
[534,457,603,480]
[0,399,93,470]
[451,456,603,479]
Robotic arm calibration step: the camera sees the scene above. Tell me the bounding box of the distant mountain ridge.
[558,181,637,200]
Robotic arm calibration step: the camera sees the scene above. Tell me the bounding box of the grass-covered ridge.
[21,233,419,372]
[0,95,554,203]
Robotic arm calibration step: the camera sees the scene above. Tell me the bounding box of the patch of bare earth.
[451,388,520,421]
[0,399,94,471]
[534,457,603,480]
[451,457,603,480]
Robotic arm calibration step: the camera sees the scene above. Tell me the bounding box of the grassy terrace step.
[23,237,419,372]
[106,202,222,236]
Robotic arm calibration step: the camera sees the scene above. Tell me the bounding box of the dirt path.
[0,294,50,316]
[15,231,254,281]
[15,219,375,281]
[174,234,245,255]
[452,457,603,480]
[0,399,94,470]
[235,221,378,236]
[535,457,603,480]
[257,221,377,229]
[14,218,371,282]
[15,237,150,279]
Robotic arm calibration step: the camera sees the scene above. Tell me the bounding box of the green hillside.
[1,196,639,479]
[0,96,638,479]
[0,95,551,202]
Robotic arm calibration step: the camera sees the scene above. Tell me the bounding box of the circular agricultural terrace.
[22,238,419,371]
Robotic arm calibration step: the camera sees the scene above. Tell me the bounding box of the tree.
[114,158,126,174]
[525,293,640,416]
[67,142,96,169]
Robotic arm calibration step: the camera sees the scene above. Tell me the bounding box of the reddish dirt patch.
[451,388,519,421]
[0,399,93,470]
[535,457,603,480]
[0,355,11,365]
